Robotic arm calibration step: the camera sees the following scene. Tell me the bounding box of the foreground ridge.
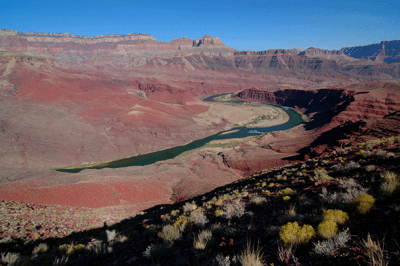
[1,134,399,265]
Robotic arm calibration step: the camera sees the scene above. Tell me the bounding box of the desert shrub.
[215,209,224,217]
[366,165,376,172]
[62,243,85,255]
[353,194,375,214]
[375,150,394,159]
[158,224,182,244]
[282,187,294,196]
[216,254,239,266]
[189,208,209,227]
[239,242,265,266]
[222,202,246,219]
[283,196,291,201]
[143,243,169,260]
[193,230,212,250]
[85,239,112,258]
[279,204,298,223]
[32,243,49,255]
[58,244,71,251]
[250,196,267,206]
[0,236,14,244]
[279,221,316,245]
[331,161,360,173]
[345,161,360,171]
[183,201,197,212]
[313,169,332,182]
[1,252,23,265]
[361,150,373,158]
[331,163,346,173]
[313,228,351,256]
[170,209,180,217]
[320,179,368,206]
[174,215,191,231]
[322,209,349,225]
[215,200,224,206]
[380,171,399,196]
[318,220,338,239]
[336,147,346,153]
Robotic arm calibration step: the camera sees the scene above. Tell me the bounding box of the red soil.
[0,179,171,208]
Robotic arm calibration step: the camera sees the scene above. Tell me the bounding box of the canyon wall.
[341,40,400,63]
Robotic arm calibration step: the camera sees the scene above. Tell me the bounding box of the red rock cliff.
[193,34,225,47]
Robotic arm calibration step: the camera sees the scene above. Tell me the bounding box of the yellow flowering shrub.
[323,209,349,225]
[318,220,338,239]
[74,244,85,251]
[283,188,294,196]
[60,243,85,255]
[279,222,316,245]
[215,209,224,217]
[283,196,291,201]
[170,209,180,217]
[173,215,191,231]
[215,200,224,206]
[58,244,70,251]
[353,194,375,214]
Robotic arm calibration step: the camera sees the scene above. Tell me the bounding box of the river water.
[57,94,303,172]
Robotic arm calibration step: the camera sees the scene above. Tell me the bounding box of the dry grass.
[1,252,23,265]
[32,243,49,255]
[158,224,181,244]
[239,242,265,266]
[1,135,399,266]
[362,234,389,266]
[278,242,293,263]
[193,230,212,250]
[380,171,399,196]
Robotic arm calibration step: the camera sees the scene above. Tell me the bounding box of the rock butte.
[0,29,400,210]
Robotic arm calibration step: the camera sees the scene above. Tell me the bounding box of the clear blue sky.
[1,0,399,51]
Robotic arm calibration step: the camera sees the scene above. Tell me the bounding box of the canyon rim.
[0,29,400,212]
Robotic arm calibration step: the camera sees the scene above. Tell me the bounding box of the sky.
[1,0,399,51]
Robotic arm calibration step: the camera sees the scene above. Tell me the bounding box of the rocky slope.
[298,47,357,64]
[0,30,229,64]
[1,134,400,266]
[192,34,225,47]
[234,83,400,157]
[1,29,400,212]
[342,40,400,62]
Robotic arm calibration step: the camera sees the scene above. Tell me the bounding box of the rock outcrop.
[298,47,357,64]
[235,84,400,158]
[192,34,225,47]
[0,29,156,43]
[341,40,400,63]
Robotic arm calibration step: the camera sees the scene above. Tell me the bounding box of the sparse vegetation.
[193,230,212,250]
[362,234,389,266]
[318,220,338,239]
[380,171,399,196]
[239,242,265,266]
[279,221,316,245]
[322,209,349,225]
[353,194,375,214]
[0,135,399,265]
